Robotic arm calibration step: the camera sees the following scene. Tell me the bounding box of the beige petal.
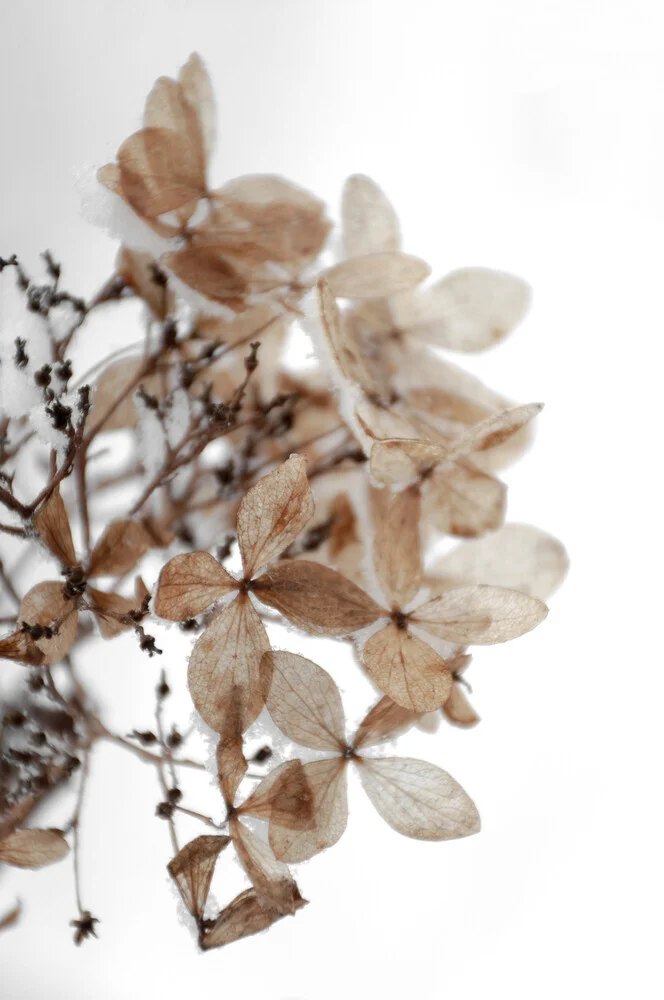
[18,582,79,665]
[231,817,301,914]
[237,455,314,578]
[412,585,548,644]
[154,551,237,621]
[269,758,348,863]
[88,519,154,578]
[87,587,136,639]
[324,252,430,300]
[239,760,314,831]
[118,127,206,218]
[370,439,449,487]
[429,523,569,601]
[0,630,44,666]
[179,53,216,161]
[0,828,70,869]
[254,560,383,636]
[362,623,452,712]
[352,696,422,750]
[187,594,269,734]
[395,267,530,351]
[443,684,480,728]
[33,487,77,568]
[316,280,389,398]
[342,174,401,258]
[357,757,481,840]
[167,834,231,918]
[373,486,422,607]
[260,650,346,751]
[201,887,307,950]
[354,398,423,442]
[162,246,247,303]
[450,403,543,459]
[426,462,506,538]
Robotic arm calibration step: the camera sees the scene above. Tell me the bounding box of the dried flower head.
[0,52,567,953]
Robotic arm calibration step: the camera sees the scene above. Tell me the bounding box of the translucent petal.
[237,455,314,578]
[357,757,481,840]
[261,650,346,751]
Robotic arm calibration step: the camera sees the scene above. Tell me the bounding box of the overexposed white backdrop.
[1,1,663,998]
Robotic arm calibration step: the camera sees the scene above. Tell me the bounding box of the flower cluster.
[0,54,567,950]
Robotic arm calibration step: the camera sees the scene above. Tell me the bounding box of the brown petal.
[362,623,452,712]
[370,439,449,487]
[18,582,79,665]
[0,631,44,667]
[426,461,506,538]
[187,594,269,734]
[33,487,77,567]
[443,684,480,728]
[450,403,543,459]
[239,759,314,831]
[237,455,314,578]
[167,834,231,918]
[373,487,422,607]
[324,252,430,299]
[352,696,423,750]
[87,587,135,639]
[161,246,247,303]
[412,585,548,644]
[357,757,481,840]
[154,551,237,621]
[118,127,206,218]
[0,901,21,932]
[143,75,205,179]
[342,174,401,258]
[260,650,346,751]
[0,828,70,869]
[179,53,216,161]
[117,247,175,320]
[255,560,383,636]
[429,523,569,601]
[88,519,154,578]
[216,687,249,806]
[201,886,307,950]
[231,817,301,914]
[269,758,348,863]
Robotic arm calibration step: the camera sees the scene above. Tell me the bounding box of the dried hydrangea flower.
[261,650,480,860]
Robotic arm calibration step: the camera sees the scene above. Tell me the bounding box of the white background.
[1,1,663,998]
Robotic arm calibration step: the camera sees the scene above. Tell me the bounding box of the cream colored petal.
[429,523,569,601]
[412,585,548,645]
[341,174,401,258]
[357,757,481,840]
[325,252,430,300]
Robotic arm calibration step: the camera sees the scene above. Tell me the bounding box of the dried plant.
[0,53,568,951]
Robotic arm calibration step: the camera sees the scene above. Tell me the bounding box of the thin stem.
[68,749,92,916]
